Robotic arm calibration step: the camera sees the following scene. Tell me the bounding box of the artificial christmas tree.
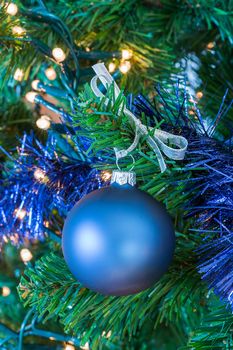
[0,1,232,349]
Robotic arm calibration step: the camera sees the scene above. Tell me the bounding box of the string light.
[196,91,203,99]
[6,3,18,16]
[33,168,49,183]
[108,62,116,73]
[25,91,38,103]
[64,345,75,350]
[36,115,51,130]
[207,42,215,50]
[119,61,131,74]
[102,330,112,338]
[14,208,26,220]
[45,67,57,80]
[101,170,112,182]
[31,80,41,91]
[80,343,89,350]
[20,248,33,262]
[121,49,132,60]
[52,47,66,62]
[14,68,24,81]
[2,286,11,297]
[12,26,25,36]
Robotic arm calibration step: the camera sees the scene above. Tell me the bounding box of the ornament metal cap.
[110,170,136,186]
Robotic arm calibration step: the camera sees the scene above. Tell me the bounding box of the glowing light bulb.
[52,47,66,62]
[31,80,40,90]
[80,343,89,350]
[119,61,131,74]
[12,26,25,35]
[85,47,91,52]
[14,208,26,220]
[36,116,51,130]
[102,330,112,338]
[108,62,116,73]
[65,345,75,350]
[2,286,11,297]
[45,67,56,80]
[25,91,37,103]
[207,42,215,50]
[33,168,48,183]
[14,68,24,81]
[6,3,18,15]
[196,91,203,99]
[121,49,132,60]
[101,170,112,182]
[20,248,33,262]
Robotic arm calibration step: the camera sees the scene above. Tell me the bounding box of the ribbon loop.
[91,63,188,173]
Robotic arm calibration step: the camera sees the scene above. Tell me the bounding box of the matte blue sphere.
[62,183,175,296]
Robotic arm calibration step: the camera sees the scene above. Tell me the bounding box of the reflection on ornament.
[45,67,57,80]
[36,115,51,130]
[65,345,75,350]
[6,3,18,15]
[101,170,112,182]
[52,47,66,62]
[14,208,26,220]
[119,61,131,74]
[108,62,116,73]
[12,26,25,35]
[25,91,37,103]
[2,286,11,297]
[14,68,24,81]
[121,49,132,60]
[31,80,40,90]
[20,248,33,262]
[33,168,48,183]
[80,343,89,350]
[196,91,203,99]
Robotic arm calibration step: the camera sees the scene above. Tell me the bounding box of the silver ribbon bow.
[91,63,188,172]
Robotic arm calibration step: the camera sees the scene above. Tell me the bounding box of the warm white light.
[108,62,116,73]
[20,248,33,262]
[45,67,57,80]
[119,61,131,74]
[12,26,25,35]
[33,168,48,183]
[207,42,215,50]
[2,286,11,297]
[31,80,40,90]
[101,170,112,182]
[121,49,132,60]
[65,345,75,350]
[36,116,51,130]
[6,3,18,16]
[25,91,37,103]
[80,343,89,350]
[196,91,203,99]
[52,47,66,62]
[14,68,24,81]
[102,330,112,338]
[14,208,26,220]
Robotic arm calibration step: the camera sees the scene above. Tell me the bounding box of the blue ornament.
[62,171,175,296]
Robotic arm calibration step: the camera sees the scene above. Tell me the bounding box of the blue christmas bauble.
[62,179,175,296]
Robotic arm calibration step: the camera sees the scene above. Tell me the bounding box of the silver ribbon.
[91,63,188,173]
